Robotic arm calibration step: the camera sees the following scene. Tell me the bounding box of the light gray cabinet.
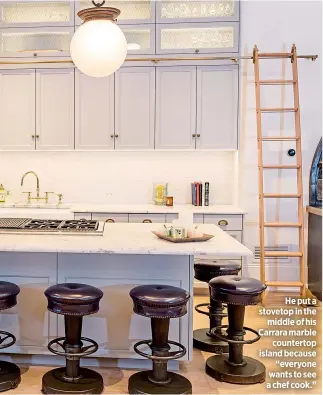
[155,66,196,149]
[75,71,114,150]
[115,67,155,150]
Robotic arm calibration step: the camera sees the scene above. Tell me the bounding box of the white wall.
[2,151,235,205]
[239,0,322,283]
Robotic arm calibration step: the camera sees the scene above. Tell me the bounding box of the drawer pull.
[143,219,152,223]
[218,220,228,226]
[105,219,115,223]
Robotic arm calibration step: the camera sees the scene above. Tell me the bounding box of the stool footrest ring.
[133,340,186,361]
[0,330,16,350]
[195,303,227,318]
[48,336,99,359]
[210,325,261,345]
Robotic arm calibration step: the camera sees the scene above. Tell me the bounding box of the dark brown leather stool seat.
[0,282,21,392]
[42,283,104,394]
[206,276,267,385]
[128,284,192,395]
[193,261,241,353]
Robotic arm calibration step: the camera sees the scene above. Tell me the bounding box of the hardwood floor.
[6,293,322,394]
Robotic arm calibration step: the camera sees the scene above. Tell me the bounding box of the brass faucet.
[21,171,54,203]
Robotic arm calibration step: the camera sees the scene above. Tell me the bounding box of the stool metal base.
[193,328,229,354]
[0,361,21,392]
[128,371,192,395]
[42,367,104,394]
[206,355,266,385]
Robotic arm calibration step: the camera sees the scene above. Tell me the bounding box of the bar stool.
[206,276,266,384]
[193,261,241,353]
[42,283,104,394]
[0,282,20,392]
[128,284,192,395]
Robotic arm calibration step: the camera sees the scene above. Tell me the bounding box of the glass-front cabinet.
[157,22,238,54]
[0,27,73,57]
[122,24,155,54]
[156,0,239,23]
[0,1,74,27]
[75,0,155,25]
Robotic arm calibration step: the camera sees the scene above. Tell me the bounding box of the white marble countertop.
[0,223,252,256]
[71,204,246,215]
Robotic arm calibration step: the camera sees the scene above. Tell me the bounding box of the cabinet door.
[0,69,35,151]
[75,71,114,150]
[122,24,155,55]
[75,0,155,25]
[156,22,239,54]
[155,66,196,149]
[196,65,238,149]
[36,69,74,150]
[115,67,155,150]
[0,1,74,28]
[0,27,73,58]
[156,0,239,23]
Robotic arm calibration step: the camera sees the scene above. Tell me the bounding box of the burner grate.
[0,218,30,229]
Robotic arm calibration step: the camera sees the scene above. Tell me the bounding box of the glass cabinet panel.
[0,1,73,27]
[0,27,73,57]
[157,0,239,23]
[122,24,155,54]
[157,22,238,54]
[76,0,154,25]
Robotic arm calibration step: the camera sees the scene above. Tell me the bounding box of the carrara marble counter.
[0,223,251,368]
[0,223,252,256]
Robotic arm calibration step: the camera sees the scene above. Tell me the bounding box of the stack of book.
[191,182,209,206]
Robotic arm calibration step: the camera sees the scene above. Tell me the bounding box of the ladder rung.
[262,137,299,141]
[263,194,301,198]
[264,251,303,257]
[260,108,298,113]
[259,80,294,85]
[264,222,302,228]
[262,165,300,169]
[265,281,303,287]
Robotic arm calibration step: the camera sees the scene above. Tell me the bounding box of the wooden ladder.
[253,44,305,296]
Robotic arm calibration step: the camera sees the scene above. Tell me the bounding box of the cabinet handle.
[143,219,152,223]
[110,135,114,138]
[36,135,40,139]
[115,134,119,138]
[105,219,115,223]
[192,134,196,138]
[32,135,35,139]
[218,220,228,226]
[196,134,201,138]
[195,49,200,53]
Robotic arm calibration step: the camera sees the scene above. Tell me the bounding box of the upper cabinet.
[75,71,115,150]
[0,1,74,28]
[0,69,36,151]
[156,21,238,54]
[122,24,155,55]
[75,1,155,25]
[115,67,155,150]
[156,0,239,23]
[155,66,196,149]
[196,65,238,149]
[36,69,74,150]
[0,27,73,58]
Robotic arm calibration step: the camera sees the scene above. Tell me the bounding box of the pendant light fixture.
[70,0,127,78]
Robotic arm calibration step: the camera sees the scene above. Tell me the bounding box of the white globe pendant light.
[71,1,127,78]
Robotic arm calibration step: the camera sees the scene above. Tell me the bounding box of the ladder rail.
[291,45,306,296]
[253,46,266,285]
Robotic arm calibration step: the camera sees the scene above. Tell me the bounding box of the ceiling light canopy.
[70,0,127,78]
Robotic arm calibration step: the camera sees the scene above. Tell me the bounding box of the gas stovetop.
[0,218,104,235]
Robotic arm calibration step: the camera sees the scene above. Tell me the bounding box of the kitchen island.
[0,223,252,368]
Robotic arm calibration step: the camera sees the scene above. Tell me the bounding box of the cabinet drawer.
[91,213,129,223]
[203,214,242,230]
[129,214,166,223]
[193,214,204,224]
[165,213,178,223]
[0,27,73,57]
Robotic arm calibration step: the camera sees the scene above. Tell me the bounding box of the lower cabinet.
[0,252,57,355]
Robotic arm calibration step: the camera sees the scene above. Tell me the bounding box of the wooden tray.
[152,231,214,243]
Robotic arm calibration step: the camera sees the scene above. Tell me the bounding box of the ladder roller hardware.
[253,44,306,297]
